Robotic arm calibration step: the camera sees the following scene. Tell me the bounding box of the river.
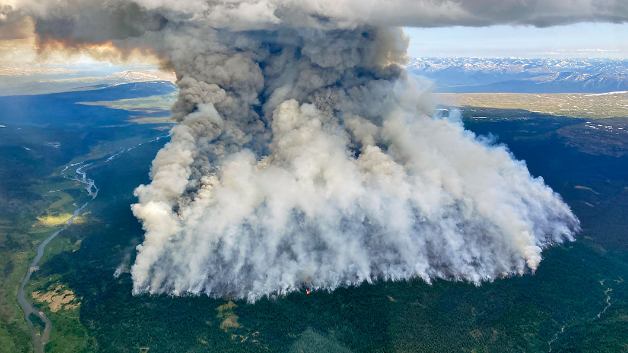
[16,135,168,352]
[17,162,98,353]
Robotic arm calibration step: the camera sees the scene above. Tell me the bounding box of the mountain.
[0,68,176,96]
[106,70,176,83]
[407,58,628,93]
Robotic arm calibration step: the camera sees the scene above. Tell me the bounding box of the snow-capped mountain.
[0,69,176,96]
[106,70,176,83]
[407,58,628,93]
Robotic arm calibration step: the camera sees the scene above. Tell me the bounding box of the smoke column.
[129,25,579,301]
[8,0,622,302]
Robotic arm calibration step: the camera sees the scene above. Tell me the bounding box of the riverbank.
[17,162,98,353]
[13,135,169,352]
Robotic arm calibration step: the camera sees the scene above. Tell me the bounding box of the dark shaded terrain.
[0,83,174,352]
[0,81,175,127]
[2,83,627,352]
[30,109,628,352]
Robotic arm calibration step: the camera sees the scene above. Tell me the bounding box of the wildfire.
[33,38,162,66]
[305,289,310,295]
[84,41,119,53]
[35,39,118,52]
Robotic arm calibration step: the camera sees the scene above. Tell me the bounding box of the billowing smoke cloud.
[130,24,578,301]
[9,0,617,301]
[0,4,33,40]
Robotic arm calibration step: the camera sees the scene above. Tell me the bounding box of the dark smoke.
[4,0,610,301]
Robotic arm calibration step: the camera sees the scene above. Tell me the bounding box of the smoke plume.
[8,0,620,301]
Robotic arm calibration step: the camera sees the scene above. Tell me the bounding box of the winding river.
[17,162,98,353]
[16,135,168,352]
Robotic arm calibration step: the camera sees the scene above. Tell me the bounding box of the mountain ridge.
[407,58,628,93]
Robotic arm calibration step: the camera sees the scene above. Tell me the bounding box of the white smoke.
[7,0,599,301]
[127,25,578,301]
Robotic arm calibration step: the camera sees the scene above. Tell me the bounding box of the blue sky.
[405,22,628,58]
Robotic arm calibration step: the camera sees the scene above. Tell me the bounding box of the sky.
[1,20,628,68]
[405,22,628,59]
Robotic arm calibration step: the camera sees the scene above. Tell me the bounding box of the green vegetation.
[76,92,177,114]
[18,111,620,353]
[28,313,46,333]
[437,92,628,119]
[0,248,32,353]
[446,105,628,157]
[2,85,628,352]
[25,274,95,353]
[0,167,96,353]
[0,129,163,352]
[128,116,174,124]
[0,154,79,353]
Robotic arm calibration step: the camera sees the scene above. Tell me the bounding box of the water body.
[0,81,176,127]
[17,163,98,353]
[16,135,168,352]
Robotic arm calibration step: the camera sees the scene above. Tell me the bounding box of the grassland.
[4,79,628,352]
[76,92,177,113]
[0,166,98,353]
[0,196,75,353]
[128,116,175,124]
[436,91,628,119]
[25,271,95,353]
[76,92,177,125]
[7,132,173,352]
[0,173,87,353]
[0,82,175,352]
[441,94,628,157]
[0,218,34,353]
